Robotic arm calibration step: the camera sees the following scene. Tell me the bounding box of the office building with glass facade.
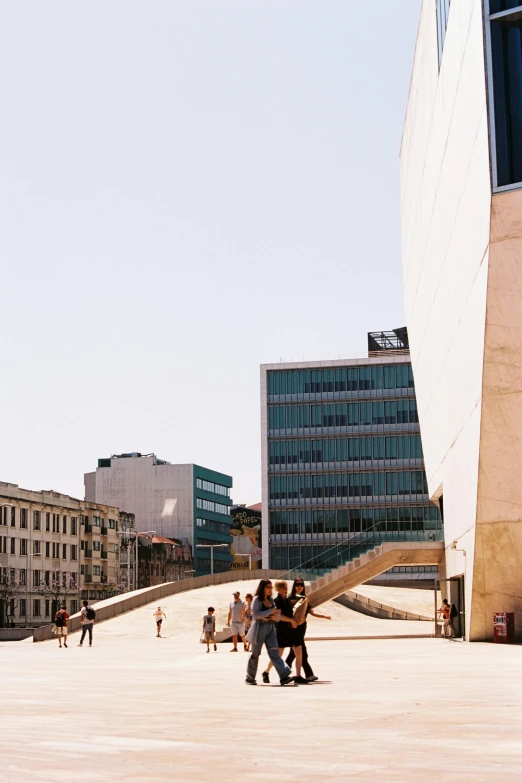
[401,1,522,640]
[85,454,233,576]
[261,331,443,573]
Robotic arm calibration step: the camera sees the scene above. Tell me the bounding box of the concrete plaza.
[1,581,521,782]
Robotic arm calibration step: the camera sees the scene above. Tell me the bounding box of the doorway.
[435,575,465,639]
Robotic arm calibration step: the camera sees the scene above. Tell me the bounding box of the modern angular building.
[85,453,233,575]
[401,1,522,640]
[261,330,443,573]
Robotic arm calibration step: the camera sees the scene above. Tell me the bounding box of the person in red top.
[438,598,455,639]
[54,604,70,648]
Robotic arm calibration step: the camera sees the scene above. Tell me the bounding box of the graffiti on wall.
[230,507,262,569]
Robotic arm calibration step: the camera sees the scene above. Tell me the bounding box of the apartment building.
[0,482,121,628]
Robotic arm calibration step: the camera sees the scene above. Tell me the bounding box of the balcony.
[101,527,108,536]
[101,552,108,560]
[83,550,92,558]
[83,573,92,582]
[84,525,92,534]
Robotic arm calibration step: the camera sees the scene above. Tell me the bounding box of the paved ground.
[2,582,521,782]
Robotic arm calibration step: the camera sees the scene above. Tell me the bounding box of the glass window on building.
[436,0,452,66]
[489,4,522,186]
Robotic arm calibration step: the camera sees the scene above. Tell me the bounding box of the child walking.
[202,607,217,652]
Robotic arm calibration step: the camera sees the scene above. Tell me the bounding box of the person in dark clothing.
[286,578,331,682]
[262,580,308,684]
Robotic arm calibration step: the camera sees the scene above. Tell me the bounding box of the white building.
[84,453,234,576]
[401,0,522,640]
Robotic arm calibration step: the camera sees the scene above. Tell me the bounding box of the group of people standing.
[245,578,330,686]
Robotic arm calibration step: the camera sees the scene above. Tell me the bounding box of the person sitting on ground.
[54,604,70,649]
[245,579,294,686]
[153,606,166,637]
[262,580,308,684]
[203,607,217,653]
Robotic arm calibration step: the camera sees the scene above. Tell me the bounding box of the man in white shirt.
[79,600,95,647]
[227,591,246,652]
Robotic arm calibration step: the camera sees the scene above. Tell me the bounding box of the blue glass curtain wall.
[269,505,441,536]
[269,470,428,502]
[267,364,414,396]
[269,434,423,466]
[268,400,418,431]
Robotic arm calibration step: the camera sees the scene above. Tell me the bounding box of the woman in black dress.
[286,578,331,682]
[262,580,307,684]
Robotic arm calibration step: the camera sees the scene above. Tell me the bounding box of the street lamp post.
[235,552,253,570]
[195,543,228,575]
[118,530,156,591]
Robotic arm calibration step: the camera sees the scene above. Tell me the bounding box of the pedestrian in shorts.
[203,607,217,652]
[228,591,247,652]
[54,604,70,648]
[153,606,166,637]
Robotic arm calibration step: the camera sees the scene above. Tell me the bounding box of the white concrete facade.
[401,1,522,640]
[85,455,195,545]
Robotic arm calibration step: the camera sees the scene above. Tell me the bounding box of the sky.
[0,0,422,506]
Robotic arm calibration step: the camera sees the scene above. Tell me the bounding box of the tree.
[36,575,82,619]
[99,581,127,601]
[0,573,24,628]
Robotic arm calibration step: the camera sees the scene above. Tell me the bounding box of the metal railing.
[277,521,443,581]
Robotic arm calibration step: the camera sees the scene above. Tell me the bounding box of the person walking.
[228,591,247,652]
[285,578,331,681]
[245,579,294,686]
[153,606,166,637]
[261,580,308,684]
[54,604,70,648]
[438,598,456,639]
[243,593,253,652]
[202,606,217,652]
[78,600,95,647]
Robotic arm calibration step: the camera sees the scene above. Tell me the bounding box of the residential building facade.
[401,0,522,640]
[0,482,121,627]
[85,453,233,575]
[137,534,194,589]
[261,331,443,573]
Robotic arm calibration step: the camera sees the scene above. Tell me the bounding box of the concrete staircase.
[307,541,444,608]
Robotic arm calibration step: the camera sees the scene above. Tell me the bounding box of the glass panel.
[299,370,311,393]
[373,436,385,459]
[371,365,383,390]
[491,17,522,186]
[372,401,384,424]
[336,437,347,461]
[334,368,346,392]
[490,1,522,13]
[383,366,396,389]
[299,405,310,428]
[347,368,358,392]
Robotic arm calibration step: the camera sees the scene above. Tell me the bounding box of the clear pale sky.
[0,1,421,506]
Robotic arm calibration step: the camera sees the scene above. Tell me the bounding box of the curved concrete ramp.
[308,542,444,608]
